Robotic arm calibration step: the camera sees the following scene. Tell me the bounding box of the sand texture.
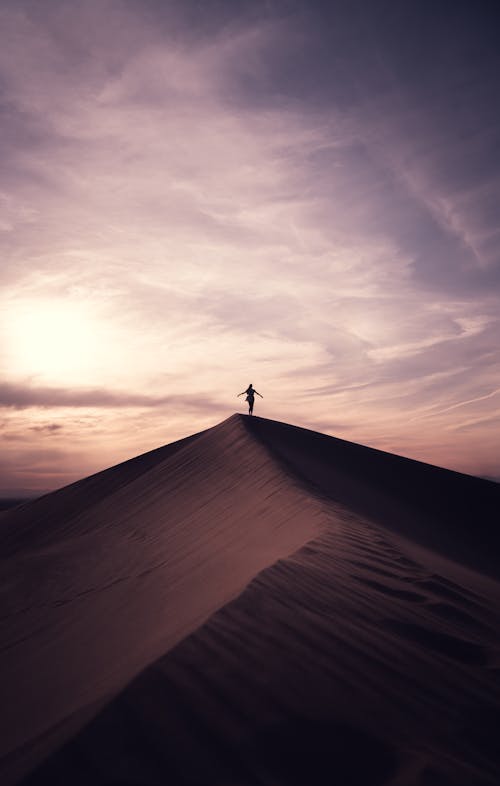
[1,414,499,785]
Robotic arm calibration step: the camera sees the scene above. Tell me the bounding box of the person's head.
[249,383,253,388]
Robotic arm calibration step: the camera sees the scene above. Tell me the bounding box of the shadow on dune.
[251,716,397,786]
[244,415,500,579]
[22,712,397,786]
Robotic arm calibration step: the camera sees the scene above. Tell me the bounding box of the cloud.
[419,387,500,421]
[29,422,64,433]
[0,382,223,413]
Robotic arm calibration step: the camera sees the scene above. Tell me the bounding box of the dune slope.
[1,414,499,785]
[0,415,325,784]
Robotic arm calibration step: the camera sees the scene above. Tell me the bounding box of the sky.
[1,0,500,494]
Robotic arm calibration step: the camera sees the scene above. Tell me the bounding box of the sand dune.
[1,414,499,785]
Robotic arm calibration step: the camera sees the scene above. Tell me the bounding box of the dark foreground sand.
[1,414,499,785]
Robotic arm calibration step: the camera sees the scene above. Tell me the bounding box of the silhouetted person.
[237,383,263,415]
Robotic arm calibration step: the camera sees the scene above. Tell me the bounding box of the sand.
[1,414,499,785]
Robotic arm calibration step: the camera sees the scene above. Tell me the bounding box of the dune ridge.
[1,414,499,785]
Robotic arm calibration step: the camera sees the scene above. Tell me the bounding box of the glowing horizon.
[1,1,500,493]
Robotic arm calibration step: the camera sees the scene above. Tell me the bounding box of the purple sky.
[1,0,500,494]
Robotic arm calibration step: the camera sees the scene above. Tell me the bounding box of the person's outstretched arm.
[237,391,245,397]
[255,391,263,398]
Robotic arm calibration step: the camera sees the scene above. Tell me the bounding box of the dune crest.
[1,414,499,785]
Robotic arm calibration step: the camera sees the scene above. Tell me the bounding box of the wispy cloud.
[29,422,63,433]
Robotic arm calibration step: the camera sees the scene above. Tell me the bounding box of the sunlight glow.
[4,299,104,384]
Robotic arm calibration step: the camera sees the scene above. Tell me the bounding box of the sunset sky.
[1,0,500,494]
